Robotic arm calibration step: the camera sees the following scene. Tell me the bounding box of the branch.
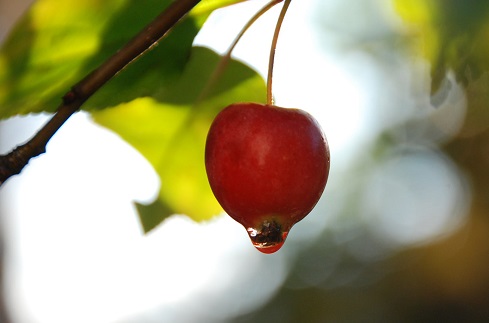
[0,0,202,186]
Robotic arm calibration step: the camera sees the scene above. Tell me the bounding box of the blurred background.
[1,0,488,322]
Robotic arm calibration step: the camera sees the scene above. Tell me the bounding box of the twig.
[196,0,283,104]
[0,0,202,186]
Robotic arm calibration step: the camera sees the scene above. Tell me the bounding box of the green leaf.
[191,0,248,19]
[0,0,247,119]
[1,0,267,229]
[92,46,266,231]
[135,199,174,233]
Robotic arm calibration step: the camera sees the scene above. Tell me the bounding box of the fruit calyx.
[247,218,289,254]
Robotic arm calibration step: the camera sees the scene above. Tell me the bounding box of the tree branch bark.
[0,0,202,186]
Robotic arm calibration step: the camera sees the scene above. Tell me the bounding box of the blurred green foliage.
[225,1,489,322]
[395,0,489,92]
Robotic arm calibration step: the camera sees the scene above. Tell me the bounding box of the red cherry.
[205,102,330,253]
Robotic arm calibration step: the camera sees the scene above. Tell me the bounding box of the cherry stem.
[197,0,283,104]
[225,0,284,60]
[267,0,292,105]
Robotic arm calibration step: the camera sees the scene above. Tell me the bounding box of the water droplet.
[247,220,289,254]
